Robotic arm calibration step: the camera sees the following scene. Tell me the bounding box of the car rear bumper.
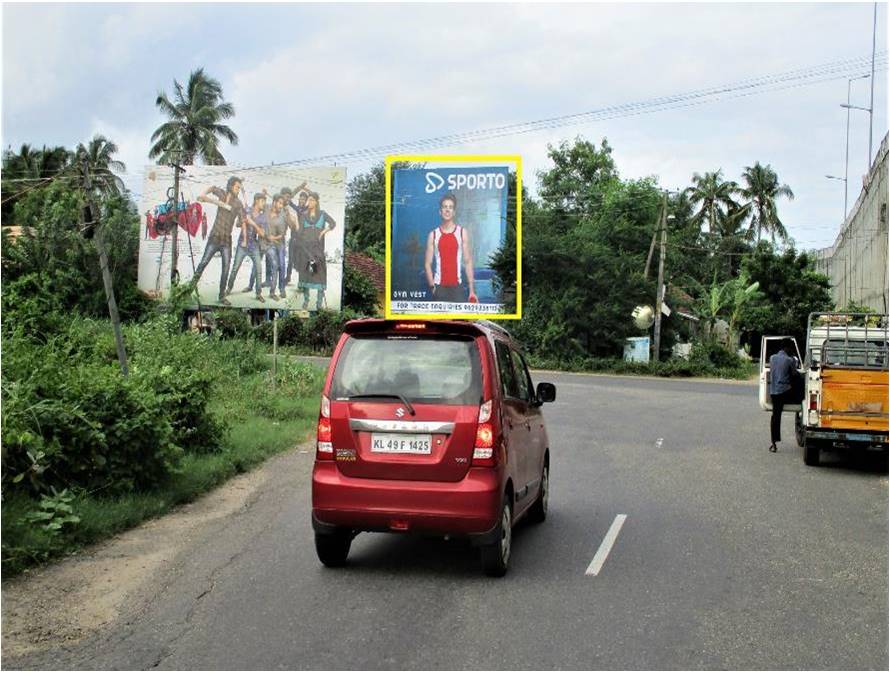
[312,461,503,539]
[806,428,889,447]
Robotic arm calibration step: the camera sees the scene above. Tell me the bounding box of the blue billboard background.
[391,166,508,309]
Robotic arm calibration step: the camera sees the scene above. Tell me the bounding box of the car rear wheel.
[481,498,512,577]
[803,439,821,466]
[315,531,352,567]
[527,462,549,524]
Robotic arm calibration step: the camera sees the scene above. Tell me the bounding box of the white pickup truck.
[760,313,889,465]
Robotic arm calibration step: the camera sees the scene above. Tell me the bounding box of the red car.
[311,319,556,576]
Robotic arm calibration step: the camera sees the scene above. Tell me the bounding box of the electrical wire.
[187,52,888,179]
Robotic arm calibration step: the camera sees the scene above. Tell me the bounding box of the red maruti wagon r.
[312,319,556,576]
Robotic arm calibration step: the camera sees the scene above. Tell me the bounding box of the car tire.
[795,412,806,448]
[527,462,549,524]
[803,439,821,467]
[481,497,512,577]
[315,531,352,567]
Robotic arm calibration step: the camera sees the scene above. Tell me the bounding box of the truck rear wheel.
[803,439,821,466]
[795,412,806,448]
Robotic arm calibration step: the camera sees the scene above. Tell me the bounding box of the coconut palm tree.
[73,134,126,196]
[149,68,238,166]
[1,144,71,221]
[738,162,795,244]
[686,169,740,235]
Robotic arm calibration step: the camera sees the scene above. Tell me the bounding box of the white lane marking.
[586,514,627,576]
[655,437,664,448]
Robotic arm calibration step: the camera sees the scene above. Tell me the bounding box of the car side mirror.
[536,382,556,404]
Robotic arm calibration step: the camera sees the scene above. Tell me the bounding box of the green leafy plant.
[23,488,81,534]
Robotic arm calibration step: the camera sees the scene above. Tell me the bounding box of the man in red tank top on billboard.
[424,193,477,305]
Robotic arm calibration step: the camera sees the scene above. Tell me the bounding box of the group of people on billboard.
[188,175,336,308]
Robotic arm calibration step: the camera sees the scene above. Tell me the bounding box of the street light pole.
[844,78,853,216]
[868,1,877,164]
[826,174,846,220]
[836,74,870,216]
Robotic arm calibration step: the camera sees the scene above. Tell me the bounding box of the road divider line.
[586,514,627,576]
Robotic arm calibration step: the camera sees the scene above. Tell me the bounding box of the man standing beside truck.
[768,339,798,452]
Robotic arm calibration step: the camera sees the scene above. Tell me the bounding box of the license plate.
[371,433,432,454]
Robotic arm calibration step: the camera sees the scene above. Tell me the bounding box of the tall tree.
[738,162,794,244]
[512,138,661,359]
[73,135,126,196]
[685,169,739,235]
[736,242,833,355]
[538,137,619,219]
[149,68,238,165]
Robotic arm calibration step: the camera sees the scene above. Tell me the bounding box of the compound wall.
[814,133,889,313]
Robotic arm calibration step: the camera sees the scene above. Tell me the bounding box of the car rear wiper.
[346,394,416,416]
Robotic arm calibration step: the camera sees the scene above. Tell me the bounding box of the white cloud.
[3,2,886,251]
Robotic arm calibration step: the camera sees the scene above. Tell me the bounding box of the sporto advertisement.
[387,157,520,319]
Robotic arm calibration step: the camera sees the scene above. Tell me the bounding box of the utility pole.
[82,158,129,377]
[170,161,182,286]
[652,191,668,361]
[644,215,659,279]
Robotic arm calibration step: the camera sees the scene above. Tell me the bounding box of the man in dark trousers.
[768,338,798,452]
[194,176,245,305]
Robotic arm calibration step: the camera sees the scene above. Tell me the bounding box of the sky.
[2,2,887,250]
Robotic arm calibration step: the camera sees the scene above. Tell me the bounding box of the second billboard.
[387,156,521,320]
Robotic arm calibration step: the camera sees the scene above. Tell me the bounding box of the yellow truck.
[784,313,888,466]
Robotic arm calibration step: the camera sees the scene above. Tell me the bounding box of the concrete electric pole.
[653,192,668,361]
[82,158,129,377]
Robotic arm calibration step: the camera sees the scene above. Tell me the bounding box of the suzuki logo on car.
[395,407,406,418]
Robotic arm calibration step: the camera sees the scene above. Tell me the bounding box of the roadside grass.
[1,364,323,577]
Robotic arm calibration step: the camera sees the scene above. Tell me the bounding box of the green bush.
[0,314,257,494]
[2,349,180,495]
[524,351,751,380]
[343,264,379,315]
[689,341,745,370]
[213,308,252,338]
[276,314,306,346]
[303,309,362,351]
[252,319,275,343]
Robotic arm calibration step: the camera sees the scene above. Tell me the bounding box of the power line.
[187,52,888,179]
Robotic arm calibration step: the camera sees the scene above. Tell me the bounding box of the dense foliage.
[1,313,267,496]
[2,182,150,322]
[737,242,833,350]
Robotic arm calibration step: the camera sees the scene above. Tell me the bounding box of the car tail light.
[316,395,333,459]
[395,322,426,330]
[809,393,818,411]
[472,400,496,467]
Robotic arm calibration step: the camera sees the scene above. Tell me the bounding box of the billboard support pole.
[272,311,278,388]
[170,162,182,287]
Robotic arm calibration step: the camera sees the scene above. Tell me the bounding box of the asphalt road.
[6,370,888,670]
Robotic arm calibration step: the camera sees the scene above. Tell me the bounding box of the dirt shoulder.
[1,445,309,661]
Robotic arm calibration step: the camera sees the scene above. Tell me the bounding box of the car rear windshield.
[330,335,483,405]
